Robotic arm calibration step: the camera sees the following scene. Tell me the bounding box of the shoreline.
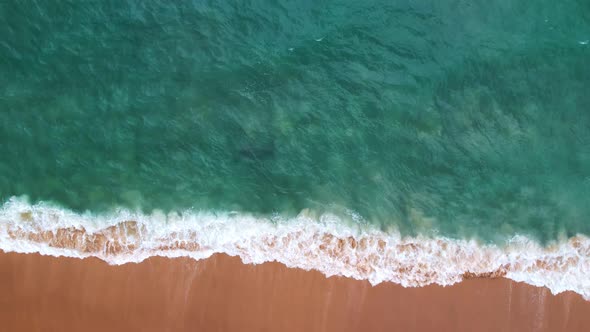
[1,251,589,332]
[2,198,589,299]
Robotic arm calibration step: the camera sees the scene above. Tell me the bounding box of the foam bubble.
[1,197,589,300]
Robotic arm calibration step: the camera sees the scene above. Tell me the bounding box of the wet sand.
[1,251,589,332]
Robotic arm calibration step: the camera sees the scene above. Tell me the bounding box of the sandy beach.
[1,251,588,332]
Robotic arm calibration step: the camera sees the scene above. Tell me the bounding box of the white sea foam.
[1,197,589,300]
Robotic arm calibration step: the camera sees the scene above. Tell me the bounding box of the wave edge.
[1,198,589,300]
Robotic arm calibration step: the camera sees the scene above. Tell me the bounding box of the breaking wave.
[1,197,588,300]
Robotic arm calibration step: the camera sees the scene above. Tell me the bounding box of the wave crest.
[1,198,589,300]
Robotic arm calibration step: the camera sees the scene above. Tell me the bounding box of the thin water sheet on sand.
[1,252,589,332]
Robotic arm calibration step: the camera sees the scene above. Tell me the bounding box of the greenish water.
[1,1,589,242]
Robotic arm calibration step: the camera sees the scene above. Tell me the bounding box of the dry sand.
[1,251,589,332]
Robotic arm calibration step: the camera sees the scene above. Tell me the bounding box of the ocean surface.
[1,1,589,297]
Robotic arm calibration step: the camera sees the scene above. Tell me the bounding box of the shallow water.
[1,1,590,243]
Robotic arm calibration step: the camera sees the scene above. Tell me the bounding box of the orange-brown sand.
[1,251,589,332]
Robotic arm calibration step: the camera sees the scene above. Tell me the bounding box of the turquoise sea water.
[1,1,589,243]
